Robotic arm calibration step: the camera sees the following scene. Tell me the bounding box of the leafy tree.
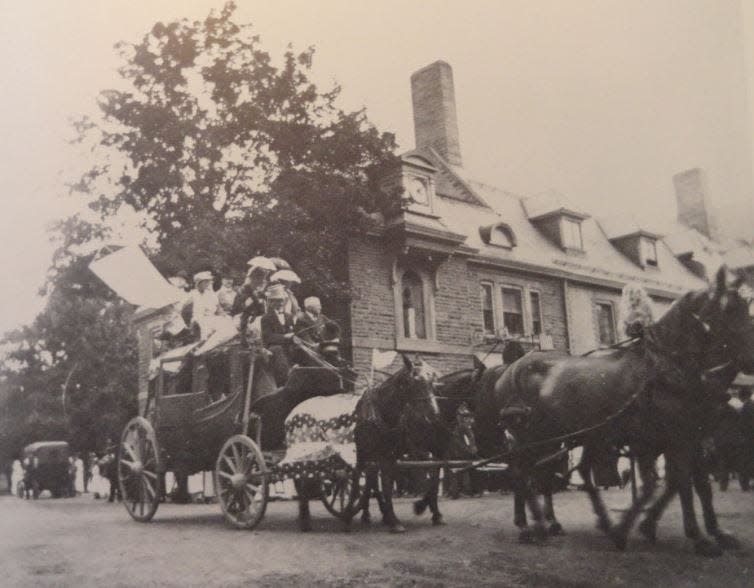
[0,2,399,460]
[0,216,137,460]
[74,1,399,297]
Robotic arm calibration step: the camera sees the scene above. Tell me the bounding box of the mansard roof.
[411,150,706,297]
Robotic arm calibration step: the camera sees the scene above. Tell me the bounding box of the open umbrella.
[246,256,277,272]
[270,257,291,270]
[270,269,301,284]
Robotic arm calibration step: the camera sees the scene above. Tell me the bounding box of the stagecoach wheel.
[215,435,268,530]
[118,416,161,522]
[320,468,365,520]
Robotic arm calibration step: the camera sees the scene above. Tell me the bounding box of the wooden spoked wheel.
[320,468,365,520]
[118,416,161,522]
[215,435,268,530]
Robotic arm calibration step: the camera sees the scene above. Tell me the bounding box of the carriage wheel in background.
[320,468,365,520]
[118,416,161,522]
[215,435,268,530]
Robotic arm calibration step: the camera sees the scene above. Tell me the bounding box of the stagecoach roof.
[23,441,70,454]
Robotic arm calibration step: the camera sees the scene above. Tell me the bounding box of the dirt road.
[2,486,753,587]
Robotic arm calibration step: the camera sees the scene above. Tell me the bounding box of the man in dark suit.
[261,283,295,386]
[232,266,269,342]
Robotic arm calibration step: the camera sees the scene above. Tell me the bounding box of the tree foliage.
[76,1,399,294]
[1,3,399,459]
[0,217,138,461]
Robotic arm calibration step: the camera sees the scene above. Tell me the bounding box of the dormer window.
[641,237,658,267]
[561,218,583,250]
[523,191,589,252]
[480,222,517,249]
[608,230,661,269]
[601,216,662,269]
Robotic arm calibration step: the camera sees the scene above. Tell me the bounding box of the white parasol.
[270,257,292,270]
[247,256,277,272]
[270,269,301,284]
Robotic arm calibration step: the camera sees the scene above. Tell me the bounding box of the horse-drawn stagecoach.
[117,336,365,529]
[101,248,754,555]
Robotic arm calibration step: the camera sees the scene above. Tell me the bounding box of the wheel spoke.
[222,454,238,473]
[244,482,261,495]
[143,476,156,500]
[230,443,241,469]
[122,443,139,463]
[218,471,234,482]
[143,470,158,481]
[243,487,257,509]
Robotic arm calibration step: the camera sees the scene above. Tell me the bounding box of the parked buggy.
[18,441,74,499]
[117,337,363,529]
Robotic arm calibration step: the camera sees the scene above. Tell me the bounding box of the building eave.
[468,253,687,300]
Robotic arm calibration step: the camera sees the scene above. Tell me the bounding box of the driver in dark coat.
[261,283,295,386]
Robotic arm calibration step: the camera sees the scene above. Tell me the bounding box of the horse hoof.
[519,526,547,545]
[413,500,427,516]
[432,515,445,526]
[694,538,723,558]
[638,519,657,543]
[548,522,565,536]
[361,514,371,525]
[299,519,313,533]
[390,524,406,534]
[715,531,741,550]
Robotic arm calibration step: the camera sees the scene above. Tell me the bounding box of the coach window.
[597,302,616,346]
[401,270,427,339]
[480,282,495,335]
[501,286,524,337]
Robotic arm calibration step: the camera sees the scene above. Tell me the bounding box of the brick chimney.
[411,61,462,166]
[673,168,717,239]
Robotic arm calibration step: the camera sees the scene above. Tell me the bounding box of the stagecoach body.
[119,335,360,528]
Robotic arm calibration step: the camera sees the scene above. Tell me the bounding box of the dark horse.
[345,355,444,533]
[442,343,567,532]
[483,267,754,556]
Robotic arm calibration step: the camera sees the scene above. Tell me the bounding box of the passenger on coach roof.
[261,283,296,386]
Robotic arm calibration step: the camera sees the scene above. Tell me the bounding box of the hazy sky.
[1,0,752,335]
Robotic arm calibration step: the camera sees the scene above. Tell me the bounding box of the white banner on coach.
[89,245,182,309]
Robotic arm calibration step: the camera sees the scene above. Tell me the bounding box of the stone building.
[343,60,708,377]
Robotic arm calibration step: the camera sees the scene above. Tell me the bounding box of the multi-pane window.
[597,302,616,346]
[480,283,495,335]
[530,291,542,335]
[401,271,426,339]
[562,218,583,250]
[501,287,524,337]
[642,237,658,267]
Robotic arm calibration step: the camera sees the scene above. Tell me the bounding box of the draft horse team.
[120,266,754,558]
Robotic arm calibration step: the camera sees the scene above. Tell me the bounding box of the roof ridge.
[426,148,491,208]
